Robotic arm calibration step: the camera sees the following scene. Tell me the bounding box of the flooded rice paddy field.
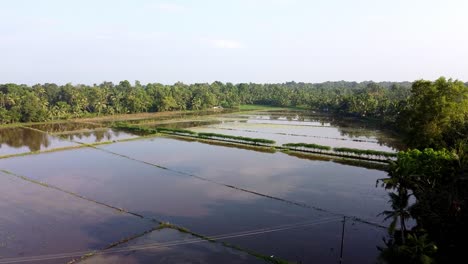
[0,109,401,263]
[188,111,404,151]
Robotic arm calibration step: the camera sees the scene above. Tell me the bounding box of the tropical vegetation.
[1,77,467,263]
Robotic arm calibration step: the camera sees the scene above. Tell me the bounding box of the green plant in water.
[198,132,275,145]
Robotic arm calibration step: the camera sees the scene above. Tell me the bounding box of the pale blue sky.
[1,0,467,84]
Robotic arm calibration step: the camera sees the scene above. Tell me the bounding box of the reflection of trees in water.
[332,120,405,151]
[157,120,222,129]
[0,128,51,152]
[261,111,406,150]
[325,117,405,151]
[61,129,121,142]
[29,122,100,133]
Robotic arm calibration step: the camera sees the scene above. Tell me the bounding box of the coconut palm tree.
[380,191,412,243]
[378,157,418,244]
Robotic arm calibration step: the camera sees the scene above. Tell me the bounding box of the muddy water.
[0,127,77,156]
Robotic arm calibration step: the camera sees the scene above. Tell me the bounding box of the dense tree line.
[1,77,466,148]
[0,80,411,123]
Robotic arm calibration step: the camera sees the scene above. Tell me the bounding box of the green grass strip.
[198,132,276,145]
[332,147,397,157]
[113,122,196,136]
[282,142,331,151]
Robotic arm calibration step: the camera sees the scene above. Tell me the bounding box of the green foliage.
[155,127,197,135]
[379,146,468,263]
[379,233,437,264]
[398,77,468,149]
[112,123,196,136]
[112,123,157,135]
[0,80,414,125]
[333,147,397,157]
[238,104,284,111]
[282,142,331,151]
[198,132,276,145]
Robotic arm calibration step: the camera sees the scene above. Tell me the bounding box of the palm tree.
[380,191,412,243]
[378,157,417,244]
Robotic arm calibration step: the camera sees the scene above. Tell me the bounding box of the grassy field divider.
[332,147,397,158]
[112,122,276,145]
[197,132,276,145]
[283,142,331,152]
[112,122,196,136]
[281,143,396,163]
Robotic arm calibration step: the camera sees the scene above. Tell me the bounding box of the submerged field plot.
[0,109,400,263]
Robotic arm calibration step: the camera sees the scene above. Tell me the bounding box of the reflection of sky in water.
[0,148,328,228]
[0,111,395,263]
[0,171,153,259]
[0,135,390,263]
[102,138,390,223]
[80,228,265,264]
